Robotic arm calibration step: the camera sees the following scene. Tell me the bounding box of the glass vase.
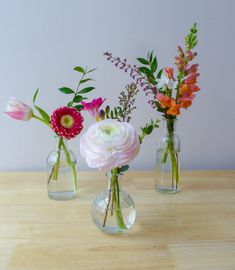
[91,168,136,234]
[47,136,78,200]
[155,118,180,194]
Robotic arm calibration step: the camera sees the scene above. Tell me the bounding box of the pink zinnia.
[51,106,84,139]
[81,97,106,120]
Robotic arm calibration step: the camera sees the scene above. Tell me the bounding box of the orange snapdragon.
[156,93,171,108]
[165,67,174,80]
[166,100,181,116]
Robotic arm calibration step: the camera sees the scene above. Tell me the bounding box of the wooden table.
[0,171,235,270]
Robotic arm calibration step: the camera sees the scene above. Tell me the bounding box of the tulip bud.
[98,109,105,120]
[5,97,33,121]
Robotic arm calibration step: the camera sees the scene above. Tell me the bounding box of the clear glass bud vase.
[91,168,136,234]
[47,136,78,200]
[155,118,180,194]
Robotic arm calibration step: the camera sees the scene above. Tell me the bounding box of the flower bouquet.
[104,23,201,193]
[80,83,159,233]
[5,65,96,200]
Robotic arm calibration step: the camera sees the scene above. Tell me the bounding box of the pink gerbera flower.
[81,97,106,121]
[51,106,84,139]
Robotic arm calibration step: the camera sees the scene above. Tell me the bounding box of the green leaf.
[145,125,153,135]
[110,110,114,119]
[105,106,110,118]
[148,76,157,85]
[67,101,73,107]
[150,57,158,73]
[58,87,75,94]
[148,50,153,62]
[138,67,151,76]
[157,69,163,79]
[74,66,85,73]
[33,89,39,104]
[74,104,83,111]
[73,95,86,103]
[119,165,129,173]
[34,105,50,124]
[78,87,95,94]
[137,58,149,65]
[87,68,97,74]
[80,78,94,84]
[156,101,165,112]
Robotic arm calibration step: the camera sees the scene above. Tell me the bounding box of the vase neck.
[55,136,68,150]
[106,169,122,190]
[163,118,178,136]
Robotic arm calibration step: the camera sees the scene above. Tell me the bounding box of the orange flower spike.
[165,67,174,80]
[185,64,199,75]
[190,84,200,92]
[166,100,181,116]
[185,72,200,84]
[156,93,171,108]
[180,99,192,109]
[177,46,185,58]
[179,84,190,95]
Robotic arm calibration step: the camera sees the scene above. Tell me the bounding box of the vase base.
[92,220,128,234]
[156,186,179,194]
[48,190,77,200]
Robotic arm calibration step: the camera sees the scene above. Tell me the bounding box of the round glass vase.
[155,118,180,194]
[47,136,78,200]
[91,168,136,234]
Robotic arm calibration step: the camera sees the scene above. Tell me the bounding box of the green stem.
[161,143,169,163]
[61,140,78,192]
[162,119,179,190]
[176,71,183,99]
[170,146,178,189]
[32,114,50,127]
[111,168,127,230]
[52,137,63,180]
[70,68,88,107]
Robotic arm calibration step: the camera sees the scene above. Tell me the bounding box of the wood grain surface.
[0,171,235,270]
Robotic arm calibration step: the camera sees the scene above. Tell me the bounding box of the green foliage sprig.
[139,119,160,144]
[137,51,163,86]
[58,66,96,111]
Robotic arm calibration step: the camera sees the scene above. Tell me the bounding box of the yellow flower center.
[100,126,113,135]
[60,115,74,128]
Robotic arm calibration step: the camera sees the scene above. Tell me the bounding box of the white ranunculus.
[79,119,140,171]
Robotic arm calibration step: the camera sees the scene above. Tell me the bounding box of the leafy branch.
[58,66,97,111]
[137,51,162,85]
[139,119,160,144]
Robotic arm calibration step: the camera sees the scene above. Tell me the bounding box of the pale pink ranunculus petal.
[79,119,140,171]
[4,97,33,121]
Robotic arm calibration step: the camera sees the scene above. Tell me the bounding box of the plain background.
[0,0,234,171]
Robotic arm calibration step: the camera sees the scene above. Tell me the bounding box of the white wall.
[0,0,234,171]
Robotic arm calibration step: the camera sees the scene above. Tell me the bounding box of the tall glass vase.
[91,168,136,234]
[155,118,180,194]
[47,136,78,200]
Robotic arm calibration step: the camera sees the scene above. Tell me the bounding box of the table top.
[0,170,235,270]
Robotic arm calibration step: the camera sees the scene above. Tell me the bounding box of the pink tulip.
[5,97,33,121]
[81,97,106,120]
